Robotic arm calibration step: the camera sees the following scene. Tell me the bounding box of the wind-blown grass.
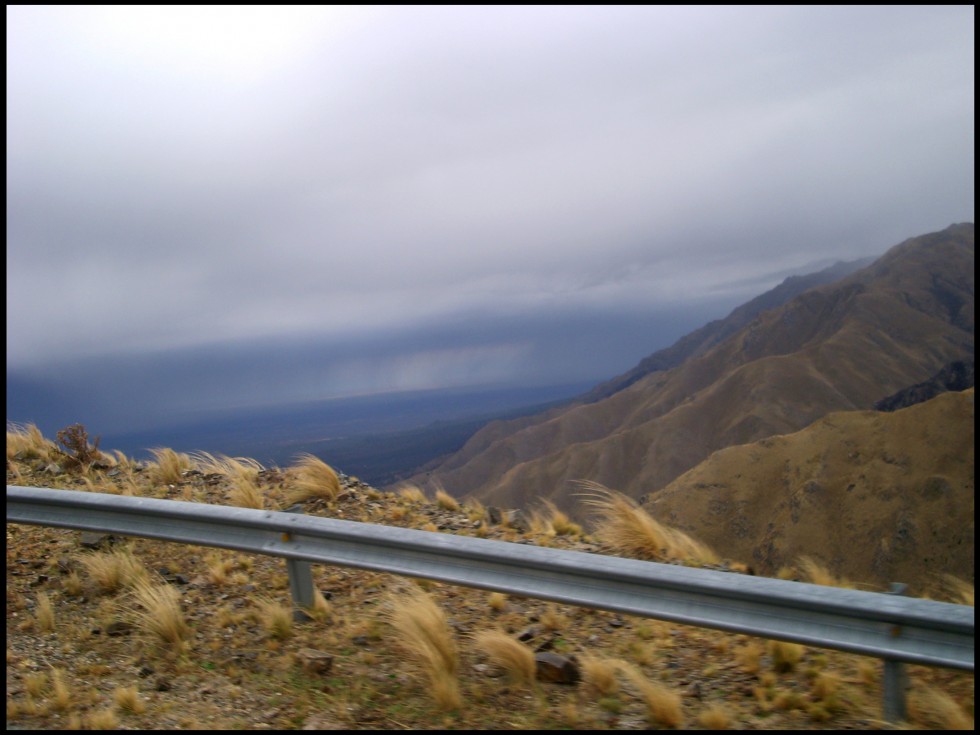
[286,453,342,504]
[471,630,537,687]
[577,481,718,564]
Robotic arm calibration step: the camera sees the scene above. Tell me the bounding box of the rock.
[534,652,580,684]
[296,648,333,675]
[106,620,134,636]
[79,532,116,549]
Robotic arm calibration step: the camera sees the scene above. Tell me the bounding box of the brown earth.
[6,450,973,730]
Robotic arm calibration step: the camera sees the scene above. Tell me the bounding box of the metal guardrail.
[7,485,975,722]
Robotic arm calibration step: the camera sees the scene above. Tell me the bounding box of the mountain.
[401,224,974,519]
[647,388,974,592]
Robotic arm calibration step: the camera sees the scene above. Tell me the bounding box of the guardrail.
[7,485,974,722]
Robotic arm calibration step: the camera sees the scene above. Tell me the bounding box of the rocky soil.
[6,456,974,730]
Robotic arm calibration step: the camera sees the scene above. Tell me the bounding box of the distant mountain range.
[401,224,974,587]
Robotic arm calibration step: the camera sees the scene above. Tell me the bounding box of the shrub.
[55,423,103,470]
[578,481,718,564]
[471,630,537,687]
[286,453,342,504]
[381,586,460,710]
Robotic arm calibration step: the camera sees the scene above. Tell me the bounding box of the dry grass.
[471,629,537,687]
[81,548,150,594]
[286,453,342,504]
[487,591,508,612]
[940,574,974,606]
[797,556,855,589]
[126,578,190,654]
[6,422,56,462]
[698,702,733,729]
[49,667,71,712]
[578,481,718,564]
[579,655,621,698]
[398,485,429,504]
[35,592,55,632]
[113,685,146,715]
[381,586,461,711]
[258,598,294,640]
[769,639,805,673]
[148,447,193,485]
[434,487,461,512]
[227,475,265,509]
[907,685,974,730]
[617,660,684,728]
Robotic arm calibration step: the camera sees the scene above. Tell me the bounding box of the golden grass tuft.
[381,586,461,711]
[84,708,120,730]
[398,485,429,504]
[6,421,56,462]
[579,655,621,699]
[113,685,146,715]
[578,481,718,564]
[35,592,55,633]
[81,548,150,594]
[617,660,684,728]
[487,591,508,612]
[258,598,294,640]
[940,574,974,606]
[49,667,71,712]
[286,453,342,504]
[697,702,733,729]
[907,685,974,730]
[148,447,193,485]
[434,487,461,511]
[797,556,855,589]
[769,639,805,673]
[227,475,265,509]
[126,578,190,654]
[471,629,537,687]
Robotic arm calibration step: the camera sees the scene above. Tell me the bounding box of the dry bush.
[35,592,55,632]
[286,453,342,504]
[617,660,684,728]
[940,574,974,606]
[113,685,146,715]
[49,667,71,712]
[907,685,974,730]
[81,549,150,594]
[579,655,621,698]
[228,475,264,509]
[6,422,56,462]
[578,481,718,564]
[769,639,805,673]
[398,485,429,504]
[434,486,460,511]
[381,586,460,710]
[796,556,855,589]
[258,598,294,640]
[126,578,190,654]
[471,630,537,687]
[148,447,193,485]
[697,703,733,729]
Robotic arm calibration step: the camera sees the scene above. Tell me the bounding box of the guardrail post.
[882,583,910,723]
[283,504,315,619]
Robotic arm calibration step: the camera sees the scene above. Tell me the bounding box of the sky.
[6,5,975,434]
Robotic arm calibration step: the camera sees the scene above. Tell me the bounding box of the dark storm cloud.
[6,5,974,417]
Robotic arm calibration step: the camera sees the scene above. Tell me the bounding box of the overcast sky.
[6,5,975,430]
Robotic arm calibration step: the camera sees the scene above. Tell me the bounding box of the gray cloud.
[7,6,974,406]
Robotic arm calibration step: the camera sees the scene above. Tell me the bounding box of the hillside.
[402,224,974,517]
[5,429,974,730]
[648,389,975,591]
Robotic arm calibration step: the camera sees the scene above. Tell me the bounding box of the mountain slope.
[403,224,974,516]
[647,388,975,592]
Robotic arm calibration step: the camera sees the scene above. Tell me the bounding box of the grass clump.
[286,453,342,504]
[126,578,191,655]
[579,655,621,699]
[471,630,537,687]
[81,548,150,594]
[398,485,429,504]
[113,685,146,715]
[698,702,733,729]
[907,685,974,730]
[797,556,855,589]
[258,598,294,640]
[381,586,461,711]
[578,481,718,564]
[434,486,460,511]
[617,660,684,728]
[6,422,57,462]
[149,447,193,485]
[769,639,805,673]
[34,592,55,633]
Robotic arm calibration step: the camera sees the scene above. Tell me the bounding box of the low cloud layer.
[6,6,974,427]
